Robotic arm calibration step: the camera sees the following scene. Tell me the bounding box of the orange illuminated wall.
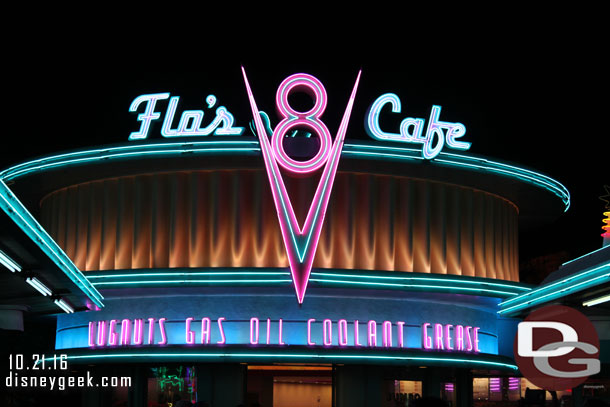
[40,169,519,281]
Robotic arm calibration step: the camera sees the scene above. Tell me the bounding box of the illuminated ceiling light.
[583,293,610,307]
[0,180,104,308]
[54,298,75,313]
[0,249,21,272]
[25,277,52,296]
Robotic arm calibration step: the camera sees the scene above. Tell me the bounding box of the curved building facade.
[0,69,582,407]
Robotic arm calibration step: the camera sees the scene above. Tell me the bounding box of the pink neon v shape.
[242,67,362,304]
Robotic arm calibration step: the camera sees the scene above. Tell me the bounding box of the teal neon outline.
[311,272,530,292]
[84,268,528,298]
[0,141,569,213]
[500,262,610,306]
[0,180,104,307]
[561,246,610,266]
[92,279,293,286]
[36,351,517,371]
[86,271,291,279]
[498,262,610,315]
[308,278,518,297]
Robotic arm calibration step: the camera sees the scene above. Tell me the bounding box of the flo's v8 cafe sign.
[127,68,472,304]
[128,70,471,161]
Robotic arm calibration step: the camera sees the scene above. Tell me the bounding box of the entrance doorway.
[246,364,333,407]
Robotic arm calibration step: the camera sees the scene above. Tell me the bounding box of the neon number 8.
[271,74,332,174]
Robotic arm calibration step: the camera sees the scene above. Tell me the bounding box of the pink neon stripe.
[242,67,362,303]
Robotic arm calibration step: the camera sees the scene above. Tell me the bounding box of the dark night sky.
[4,35,607,279]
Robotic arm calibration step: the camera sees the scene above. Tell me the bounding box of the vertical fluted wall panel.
[40,170,519,281]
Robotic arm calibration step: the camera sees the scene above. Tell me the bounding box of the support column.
[455,368,473,407]
[128,367,147,407]
[196,364,245,407]
[423,367,441,399]
[335,365,383,407]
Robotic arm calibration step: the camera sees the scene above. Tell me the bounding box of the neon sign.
[128,93,244,140]
[242,68,362,304]
[87,317,480,353]
[365,93,470,159]
[123,70,475,306]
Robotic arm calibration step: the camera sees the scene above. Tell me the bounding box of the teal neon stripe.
[85,269,523,298]
[311,272,530,291]
[561,246,610,266]
[0,140,261,180]
[2,147,260,181]
[2,141,569,213]
[86,269,528,293]
[92,279,293,286]
[499,272,610,315]
[309,278,518,297]
[342,143,570,212]
[499,262,610,307]
[39,352,517,370]
[86,271,291,279]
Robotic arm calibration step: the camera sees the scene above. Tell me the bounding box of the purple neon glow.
[186,317,195,345]
[279,319,285,345]
[250,317,259,345]
[88,322,95,347]
[422,322,433,349]
[201,317,211,344]
[397,321,405,348]
[147,318,155,345]
[466,326,473,351]
[445,324,453,350]
[354,320,362,346]
[272,74,332,173]
[489,378,501,392]
[120,319,131,346]
[242,67,362,304]
[339,319,348,346]
[473,328,479,350]
[108,320,118,346]
[456,325,464,351]
[158,318,167,345]
[323,319,332,346]
[217,318,226,345]
[96,321,107,347]
[434,324,444,350]
[307,318,316,345]
[368,320,377,347]
[133,319,144,345]
[266,318,271,345]
[383,321,392,347]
